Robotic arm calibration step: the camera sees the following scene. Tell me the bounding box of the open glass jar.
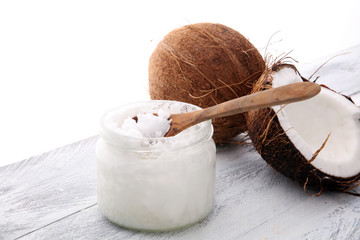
[96,100,216,231]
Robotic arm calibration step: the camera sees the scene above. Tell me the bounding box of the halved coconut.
[247,63,360,194]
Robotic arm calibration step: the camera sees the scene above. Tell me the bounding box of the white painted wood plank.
[0,137,98,240]
[13,143,360,240]
[241,193,360,240]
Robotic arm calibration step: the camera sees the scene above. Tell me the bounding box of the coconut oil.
[96,100,216,231]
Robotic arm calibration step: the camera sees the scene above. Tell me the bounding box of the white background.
[1,0,359,167]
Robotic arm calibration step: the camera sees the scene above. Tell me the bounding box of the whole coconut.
[149,23,265,143]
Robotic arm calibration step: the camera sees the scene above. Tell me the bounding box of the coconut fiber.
[149,23,265,143]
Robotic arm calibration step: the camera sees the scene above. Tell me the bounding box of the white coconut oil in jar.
[96,100,216,231]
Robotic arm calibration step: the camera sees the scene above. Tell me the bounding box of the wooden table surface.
[1,45,360,240]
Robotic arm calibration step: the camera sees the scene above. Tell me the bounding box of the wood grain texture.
[1,44,360,240]
[3,141,360,240]
[0,137,98,240]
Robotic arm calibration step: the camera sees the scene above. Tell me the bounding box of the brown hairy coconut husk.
[247,63,360,195]
[149,23,265,143]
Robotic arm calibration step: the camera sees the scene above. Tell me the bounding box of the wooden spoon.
[164,82,321,137]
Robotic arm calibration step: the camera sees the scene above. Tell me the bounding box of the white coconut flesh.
[271,67,360,178]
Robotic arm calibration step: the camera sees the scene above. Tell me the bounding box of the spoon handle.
[167,82,321,136]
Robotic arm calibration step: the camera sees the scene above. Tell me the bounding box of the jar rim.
[99,100,213,151]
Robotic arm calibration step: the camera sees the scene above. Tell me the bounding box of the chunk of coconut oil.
[96,100,216,231]
[120,109,171,138]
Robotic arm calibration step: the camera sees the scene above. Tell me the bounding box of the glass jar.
[96,100,216,231]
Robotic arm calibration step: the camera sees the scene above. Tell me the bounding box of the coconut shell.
[149,23,265,143]
[246,63,360,195]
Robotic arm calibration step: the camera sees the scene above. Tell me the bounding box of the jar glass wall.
[96,100,216,231]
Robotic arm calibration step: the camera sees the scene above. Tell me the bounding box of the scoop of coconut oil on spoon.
[133,82,321,138]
